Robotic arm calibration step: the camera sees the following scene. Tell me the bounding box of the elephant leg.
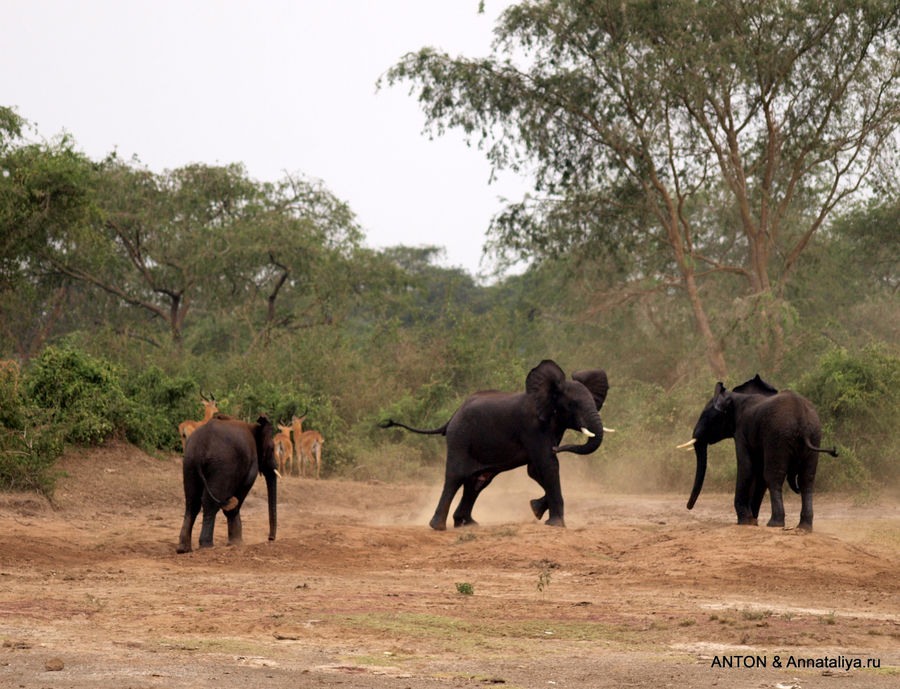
[453,472,496,527]
[430,474,464,531]
[531,458,565,527]
[197,496,219,549]
[750,473,767,521]
[530,495,548,520]
[766,477,787,528]
[733,452,757,525]
[176,500,200,554]
[796,461,817,531]
[526,464,548,519]
[224,507,243,546]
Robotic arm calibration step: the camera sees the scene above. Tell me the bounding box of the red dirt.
[1,441,898,688]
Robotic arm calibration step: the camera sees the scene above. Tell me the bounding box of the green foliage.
[0,358,63,494]
[119,366,197,451]
[25,345,128,445]
[800,345,900,488]
[455,582,474,595]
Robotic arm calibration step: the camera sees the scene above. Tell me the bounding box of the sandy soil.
[0,441,898,688]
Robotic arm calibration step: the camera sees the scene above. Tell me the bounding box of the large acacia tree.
[384,0,900,376]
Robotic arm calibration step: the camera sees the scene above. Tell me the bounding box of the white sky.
[2,0,530,279]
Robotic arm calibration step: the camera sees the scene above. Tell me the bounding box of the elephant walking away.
[381,360,610,530]
[678,374,837,531]
[177,415,280,553]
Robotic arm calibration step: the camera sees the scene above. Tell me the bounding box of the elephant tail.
[198,466,239,511]
[805,438,839,457]
[379,418,449,436]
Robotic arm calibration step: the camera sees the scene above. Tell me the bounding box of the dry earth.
[1,441,899,688]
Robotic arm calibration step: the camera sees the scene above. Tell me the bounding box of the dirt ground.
[0,442,898,689]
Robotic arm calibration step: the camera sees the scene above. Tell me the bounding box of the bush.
[799,345,900,489]
[24,345,129,445]
[0,358,64,494]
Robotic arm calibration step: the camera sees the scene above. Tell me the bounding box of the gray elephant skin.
[177,415,278,553]
[682,374,837,531]
[381,359,609,530]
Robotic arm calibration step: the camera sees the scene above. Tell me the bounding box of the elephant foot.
[227,538,243,547]
[176,543,191,554]
[454,517,479,528]
[737,517,758,526]
[429,517,447,531]
[198,540,213,549]
[796,521,813,532]
[530,498,548,520]
[766,518,785,528]
[545,516,566,528]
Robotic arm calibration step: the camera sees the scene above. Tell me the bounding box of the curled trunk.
[554,414,604,455]
[687,442,708,509]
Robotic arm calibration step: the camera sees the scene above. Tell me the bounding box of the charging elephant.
[177,415,279,553]
[381,359,610,530]
[678,374,837,531]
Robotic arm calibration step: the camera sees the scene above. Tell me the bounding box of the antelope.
[291,413,324,479]
[273,423,294,477]
[178,394,218,450]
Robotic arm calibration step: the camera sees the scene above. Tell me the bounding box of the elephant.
[380,359,610,530]
[678,374,838,531]
[177,414,279,553]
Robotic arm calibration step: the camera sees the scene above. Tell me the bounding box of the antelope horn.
[676,438,698,450]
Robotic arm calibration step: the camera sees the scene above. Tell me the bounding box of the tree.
[384,0,900,376]
[0,108,97,358]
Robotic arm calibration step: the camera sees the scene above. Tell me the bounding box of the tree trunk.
[683,271,727,379]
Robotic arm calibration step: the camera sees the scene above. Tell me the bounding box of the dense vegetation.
[2,1,899,498]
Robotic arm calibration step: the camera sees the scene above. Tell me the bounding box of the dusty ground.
[0,442,898,689]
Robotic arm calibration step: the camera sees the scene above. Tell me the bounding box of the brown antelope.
[178,394,218,450]
[273,423,294,477]
[291,413,324,479]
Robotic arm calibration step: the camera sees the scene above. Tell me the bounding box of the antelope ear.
[572,369,609,410]
[525,360,565,422]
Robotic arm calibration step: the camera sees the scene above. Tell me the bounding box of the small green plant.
[537,565,552,594]
[455,582,474,595]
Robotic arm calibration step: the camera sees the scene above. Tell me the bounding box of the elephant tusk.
[274,469,283,478]
[580,427,596,438]
[603,427,616,433]
[676,438,697,450]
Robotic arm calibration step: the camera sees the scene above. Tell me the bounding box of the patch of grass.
[330,612,654,656]
[741,610,772,621]
[455,582,474,595]
[154,637,273,656]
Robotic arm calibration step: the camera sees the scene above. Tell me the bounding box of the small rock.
[44,657,64,671]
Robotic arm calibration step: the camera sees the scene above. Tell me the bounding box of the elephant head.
[526,360,608,455]
[681,376,778,509]
[253,414,278,541]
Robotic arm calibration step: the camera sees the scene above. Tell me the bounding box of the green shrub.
[0,359,64,495]
[800,345,900,489]
[24,345,130,445]
[120,365,197,451]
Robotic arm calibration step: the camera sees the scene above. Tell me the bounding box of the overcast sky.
[2,0,530,278]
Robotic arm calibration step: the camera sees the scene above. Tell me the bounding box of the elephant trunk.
[264,471,277,541]
[554,413,604,455]
[686,441,707,510]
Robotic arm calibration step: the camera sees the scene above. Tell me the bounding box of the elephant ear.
[712,382,732,412]
[733,373,778,396]
[572,369,609,410]
[525,359,565,423]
